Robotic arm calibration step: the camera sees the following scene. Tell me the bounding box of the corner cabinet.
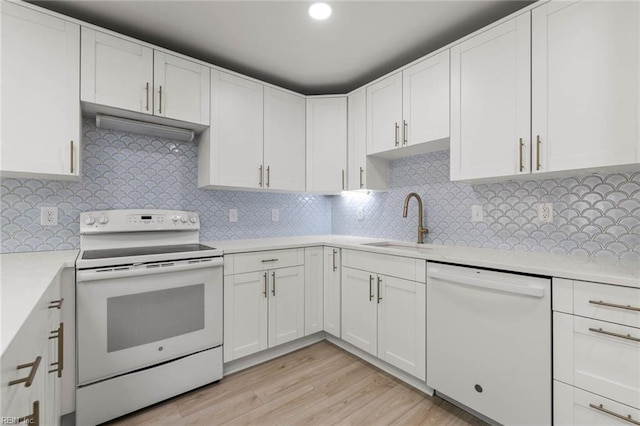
[1,2,80,180]
[81,28,210,126]
[306,97,347,194]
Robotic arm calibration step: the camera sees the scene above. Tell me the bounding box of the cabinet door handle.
[158,85,163,114]
[369,275,374,301]
[271,271,276,296]
[259,165,263,187]
[48,298,64,310]
[261,258,279,263]
[403,120,408,145]
[519,138,524,172]
[8,356,41,387]
[263,272,267,298]
[70,141,74,174]
[589,327,640,343]
[145,82,150,111]
[394,122,399,147]
[18,401,39,426]
[48,323,64,378]
[377,276,382,304]
[536,135,542,171]
[266,166,270,188]
[589,300,640,312]
[359,167,364,188]
[332,249,337,271]
[589,403,640,425]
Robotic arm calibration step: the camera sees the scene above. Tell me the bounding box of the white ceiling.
[30,0,534,95]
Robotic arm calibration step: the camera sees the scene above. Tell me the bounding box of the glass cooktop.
[82,244,217,260]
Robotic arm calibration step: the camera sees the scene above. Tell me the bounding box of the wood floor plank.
[105,401,182,426]
[176,389,263,425]
[339,382,426,425]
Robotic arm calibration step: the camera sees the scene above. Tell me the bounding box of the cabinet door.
[44,277,62,426]
[450,13,531,181]
[348,89,367,190]
[223,272,268,362]
[532,1,640,173]
[377,276,425,380]
[402,51,450,147]
[323,247,341,338]
[306,97,347,193]
[366,72,403,155]
[1,3,80,179]
[264,88,306,192]
[207,70,264,189]
[81,28,153,114]
[304,248,324,336]
[268,266,305,347]
[153,52,210,125]
[341,268,377,356]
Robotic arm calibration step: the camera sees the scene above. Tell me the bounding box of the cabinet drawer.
[574,281,640,328]
[342,249,425,282]
[555,380,640,426]
[224,249,304,275]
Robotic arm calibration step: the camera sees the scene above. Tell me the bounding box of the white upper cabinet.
[531,1,640,173]
[306,97,347,193]
[1,2,80,180]
[81,28,209,125]
[450,13,531,181]
[200,70,264,189]
[264,88,306,192]
[367,51,450,158]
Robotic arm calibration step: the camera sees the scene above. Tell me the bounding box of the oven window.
[106,284,205,352]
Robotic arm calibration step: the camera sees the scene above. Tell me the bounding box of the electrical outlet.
[356,208,364,220]
[271,209,279,222]
[471,205,483,222]
[41,207,58,226]
[229,209,238,223]
[538,203,553,223]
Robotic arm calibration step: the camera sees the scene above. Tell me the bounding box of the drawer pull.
[49,322,64,377]
[271,271,276,296]
[18,401,39,426]
[377,276,382,304]
[8,356,41,387]
[588,327,640,343]
[589,299,640,312]
[48,298,64,309]
[332,249,337,271]
[369,275,374,301]
[589,403,640,425]
[262,272,267,298]
[261,258,279,263]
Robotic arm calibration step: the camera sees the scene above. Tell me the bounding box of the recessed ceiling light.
[309,3,332,20]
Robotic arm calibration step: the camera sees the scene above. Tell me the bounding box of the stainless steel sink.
[361,241,433,252]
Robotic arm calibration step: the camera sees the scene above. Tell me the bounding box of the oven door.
[76,257,223,386]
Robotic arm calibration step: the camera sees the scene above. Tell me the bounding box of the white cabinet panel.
[450,14,531,181]
[341,267,378,356]
[304,248,324,336]
[226,248,303,275]
[532,1,640,173]
[153,52,209,125]
[306,97,347,193]
[367,72,403,155]
[264,88,306,192]
[574,281,640,329]
[323,247,341,338]
[1,2,80,179]
[268,266,305,347]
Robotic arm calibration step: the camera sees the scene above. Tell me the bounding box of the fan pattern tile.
[0,119,331,253]
[331,151,640,261]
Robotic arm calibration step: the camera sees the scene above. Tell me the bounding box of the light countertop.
[1,250,78,354]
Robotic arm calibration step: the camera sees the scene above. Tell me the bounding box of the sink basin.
[362,241,433,252]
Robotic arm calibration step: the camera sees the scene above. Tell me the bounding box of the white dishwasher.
[426,262,551,426]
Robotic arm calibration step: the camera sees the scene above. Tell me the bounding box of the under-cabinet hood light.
[95,115,195,142]
[309,3,331,20]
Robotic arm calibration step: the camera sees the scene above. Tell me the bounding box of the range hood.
[95,114,195,142]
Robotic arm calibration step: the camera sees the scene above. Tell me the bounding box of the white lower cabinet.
[323,247,342,338]
[341,268,378,355]
[223,250,305,362]
[304,247,324,336]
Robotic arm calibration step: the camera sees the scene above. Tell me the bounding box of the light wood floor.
[106,341,486,426]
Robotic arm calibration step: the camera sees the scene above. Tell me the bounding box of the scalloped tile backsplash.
[1,120,639,261]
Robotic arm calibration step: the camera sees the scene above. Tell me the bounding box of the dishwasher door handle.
[427,270,545,298]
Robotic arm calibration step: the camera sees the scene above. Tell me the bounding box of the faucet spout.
[402,192,429,244]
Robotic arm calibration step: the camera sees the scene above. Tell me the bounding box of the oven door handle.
[77,257,223,282]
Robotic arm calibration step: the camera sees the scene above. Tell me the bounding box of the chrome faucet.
[402,192,429,244]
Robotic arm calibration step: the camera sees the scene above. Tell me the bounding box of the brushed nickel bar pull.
[18,401,39,426]
[394,122,399,147]
[341,170,345,190]
[263,272,267,298]
[377,276,382,303]
[9,356,41,387]
[271,271,276,296]
[48,298,64,310]
[145,82,149,111]
[536,135,541,171]
[369,275,374,301]
[70,141,74,174]
[589,300,640,312]
[359,167,364,188]
[588,327,640,343]
[48,323,63,377]
[332,249,337,271]
[589,403,640,425]
[266,166,270,188]
[158,85,163,114]
[519,138,524,172]
[259,165,263,187]
[261,258,279,263]
[403,120,408,145]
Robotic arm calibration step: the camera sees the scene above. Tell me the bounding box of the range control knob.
[98,215,108,225]
[189,215,197,224]
[171,215,179,223]
[84,216,96,225]
[180,216,188,223]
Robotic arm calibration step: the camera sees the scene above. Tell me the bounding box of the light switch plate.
[272,209,279,222]
[229,209,238,223]
[471,205,483,222]
[357,208,364,220]
[41,206,58,226]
